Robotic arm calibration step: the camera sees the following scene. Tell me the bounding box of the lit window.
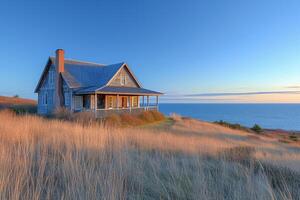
[132,96,138,107]
[108,96,113,108]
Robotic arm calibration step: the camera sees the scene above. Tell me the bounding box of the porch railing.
[93,105,158,118]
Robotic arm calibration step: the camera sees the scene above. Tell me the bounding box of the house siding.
[109,67,139,87]
[37,64,56,115]
[62,80,72,110]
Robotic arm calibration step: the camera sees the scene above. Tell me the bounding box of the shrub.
[103,111,165,127]
[120,113,144,126]
[278,139,290,144]
[214,120,249,132]
[251,124,263,134]
[138,111,156,122]
[149,110,165,121]
[104,114,122,126]
[289,134,298,141]
[11,105,37,114]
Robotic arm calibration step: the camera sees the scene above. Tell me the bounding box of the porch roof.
[74,86,163,96]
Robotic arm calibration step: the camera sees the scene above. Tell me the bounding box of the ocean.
[159,103,300,131]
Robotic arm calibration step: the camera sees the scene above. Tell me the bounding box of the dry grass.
[0,110,299,199]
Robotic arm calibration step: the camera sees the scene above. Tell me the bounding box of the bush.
[11,105,37,114]
[120,113,144,126]
[251,124,263,134]
[104,111,165,127]
[138,110,165,123]
[52,109,165,127]
[149,110,165,121]
[214,120,249,132]
[139,111,156,122]
[289,134,298,141]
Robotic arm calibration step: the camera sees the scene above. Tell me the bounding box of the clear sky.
[1,0,300,103]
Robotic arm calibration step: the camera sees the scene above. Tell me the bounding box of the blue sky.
[1,0,300,103]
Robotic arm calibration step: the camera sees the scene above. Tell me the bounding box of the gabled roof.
[34,57,143,93]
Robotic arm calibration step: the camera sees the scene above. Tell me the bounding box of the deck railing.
[93,105,158,118]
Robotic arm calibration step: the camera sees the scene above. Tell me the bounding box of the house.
[34,49,162,117]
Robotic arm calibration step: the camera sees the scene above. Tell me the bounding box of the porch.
[73,93,160,118]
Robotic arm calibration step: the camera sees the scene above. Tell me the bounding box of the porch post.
[129,96,131,112]
[94,93,97,117]
[94,93,97,110]
[147,96,149,111]
[142,96,145,108]
[116,94,119,110]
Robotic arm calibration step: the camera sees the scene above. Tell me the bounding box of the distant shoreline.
[159,103,300,131]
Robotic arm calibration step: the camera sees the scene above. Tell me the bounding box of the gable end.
[34,58,54,93]
[106,63,142,88]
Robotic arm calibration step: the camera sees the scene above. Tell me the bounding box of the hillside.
[0,110,299,199]
[0,96,36,106]
[0,96,37,113]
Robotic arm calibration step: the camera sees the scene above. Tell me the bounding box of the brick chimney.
[54,49,65,109]
[56,49,64,73]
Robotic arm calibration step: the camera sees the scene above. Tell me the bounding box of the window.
[74,96,83,110]
[64,92,70,106]
[42,92,48,105]
[132,96,138,107]
[120,74,126,86]
[49,71,54,87]
[108,96,113,108]
[97,95,105,109]
[83,95,91,109]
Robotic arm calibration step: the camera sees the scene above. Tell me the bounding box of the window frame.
[43,92,48,105]
[49,71,54,87]
[64,92,70,106]
[120,74,126,86]
[132,96,138,107]
[108,96,114,108]
[74,96,83,111]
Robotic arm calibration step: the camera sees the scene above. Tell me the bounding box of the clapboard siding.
[63,80,72,110]
[37,64,56,115]
[109,67,139,87]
